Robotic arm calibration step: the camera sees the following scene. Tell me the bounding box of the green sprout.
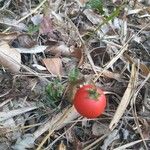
[28,24,40,35]
[68,68,79,83]
[86,0,104,14]
[44,79,64,108]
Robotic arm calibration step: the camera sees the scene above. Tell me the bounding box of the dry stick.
[93,22,150,83]
[3,0,48,33]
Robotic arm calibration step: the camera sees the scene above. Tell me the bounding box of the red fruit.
[73,84,106,118]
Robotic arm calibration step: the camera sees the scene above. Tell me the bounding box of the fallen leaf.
[92,122,109,136]
[0,32,19,41]
[0,17,27,31]
[43,58,63,76]
[17,34,36,48]
[0,41,21,73]
[71,46,84,67]
[57,141,67,150]
[124,53,150,76]
[39,16,53,35]
[46,44,71,56]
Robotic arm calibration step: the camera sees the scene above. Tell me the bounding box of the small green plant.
[28,24,40,35]
[86,0,104,14]
[44,79,64,108]
[68,68,79,83]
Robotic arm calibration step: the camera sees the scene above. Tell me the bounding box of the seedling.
[44,79,64,108]
[86,0,104,14]
[68,68,80,84]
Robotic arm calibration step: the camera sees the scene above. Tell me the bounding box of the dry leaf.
[0,41,21,73]
[46,44,71,56]
[0,32,19,41]
[43,58,63,76]
[124,53,150,76]
[39,16,53,35]
[17,34,36,48]
[92,122,109,136]
[0,17,27,31]
[39,16,59,40]
[57,141,67,150]
[71,46,84,67]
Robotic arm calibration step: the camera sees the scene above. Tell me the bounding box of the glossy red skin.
[73,85,106,118]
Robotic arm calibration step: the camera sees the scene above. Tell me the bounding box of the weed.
[86,0,104,14]
[68,68,79,84]
[28,24,40,35]
[44,79,64,108]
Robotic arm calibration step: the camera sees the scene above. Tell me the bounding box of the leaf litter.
[0,0,150,149]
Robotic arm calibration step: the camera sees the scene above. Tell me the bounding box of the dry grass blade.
[109,64,136,130]
[113,139,149,150]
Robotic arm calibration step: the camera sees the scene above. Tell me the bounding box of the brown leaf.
[71,46,84,67]
[0,32,19,41]
[92,122,109,136]
[124,53,150,76]
[39,16,60,40]
[46,44,71,56]
[17,34,36,48]
[43,58,63,76]
[139,63,150,76]
[57,141,66,150]
[39,16,53,35]
[0,41,21,73]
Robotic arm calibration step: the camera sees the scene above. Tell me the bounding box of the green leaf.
[68,68,79,83]
[28,24,40,34]
[86,0,104,14]
[45,78,64,107]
